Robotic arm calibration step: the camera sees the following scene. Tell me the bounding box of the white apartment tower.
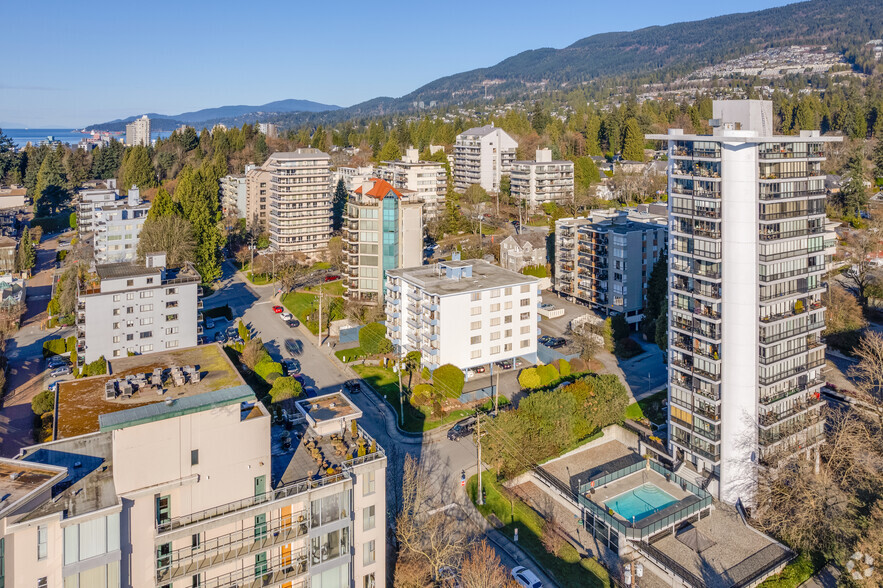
[510,148,575,210]
[453,124,518,193]
[267,149,333,253]
[375,148,447,219]
[125,115,151,147]
[647,100,840,504]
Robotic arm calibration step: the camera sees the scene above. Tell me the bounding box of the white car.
[280,311,293,321]
[511,566,543,588]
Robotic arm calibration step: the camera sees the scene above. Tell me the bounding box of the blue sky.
[1,0,796,127]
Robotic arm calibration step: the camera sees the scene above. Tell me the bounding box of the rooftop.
[95,262,161,280]
[267,149,330,162]
[388,259,537,296]
[18,432,116,521]
[0,459,67,518]
[459,124,502,138]
[354,178,403,199]
[296,393,360,423]
[54,344,246,440]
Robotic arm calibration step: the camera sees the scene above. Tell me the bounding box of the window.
[156,495,171,526]
[166,301,179,309]
[470,349,482,359]
[166,327,179,335]
[140,345,153,353]
[505,329,512,338]
[166,287,178,295]
[191,450,198,466]
[126,334,134,341]
[363,471,376,496]
[470,307,481,316]
[364,573,376,588]
[490,303,500,312]
[140,305,153,312]
[192,574,201,587]
[521,339,530,348]
[126,292,134,300]
[364,540,376,565]
[520,325,530,334]
[126,280,134,287]
[37,525,47,560]
[520,298,530,307]
[363,505,375,531]
[113,350,122,357]
[520,285,530,293]
[192,534,200,549]
[504,343,512,352]
[520,312,530,320]
[470,335,481,344]
[165,340,179,349]
[140,291,153,298]
[470,292,481,301]
[491,289,501,298]
[147,278,154,284]
[470,321,481,330]
[166,314,178,322]
[112,294,121,302]
[38,578,47,588]
[113,336,120,343]
[140,317,153,326]
[505,315,513,324]
[490,317,501,326]
[505,287,512,295]
[113,308,120,316]
[490,345,500,355]
[504,301,513,310]
[140,331,152,339]
[126,306,134,314]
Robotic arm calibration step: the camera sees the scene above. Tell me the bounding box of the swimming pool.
[605,483,679,523]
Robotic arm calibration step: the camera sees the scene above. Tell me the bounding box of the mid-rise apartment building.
[245,164,272,231]
[219,172,248,219]
[258,122,278,138]
[510,148,575,210]
[0,344,386,588]
[555,212,667,325]
[78,184,151,263]
[76,253,200,363]
[647,100,840,503]
[267,149,333,253]
[375,149,447,219]
[453,124,517,193]
[333,166,376,194]
[386,259,539,372]
[125,115,151,147]
[343,179,423,304]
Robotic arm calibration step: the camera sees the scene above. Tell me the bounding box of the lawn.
[305,280,345,296]
[281,292,344,335]
[758,552,825,588]
[246,271,273,285]
[467,471,610,588]
[351,364,475,433]
[625,389,667,425]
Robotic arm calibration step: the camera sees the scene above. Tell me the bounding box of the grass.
[626,389,667,425]
[305,280,345,296]
[246,271,273,285]
[352,364,475,433]
[311,261,331,271]
[467,471,611,588]
[335,346,364,362]
[758,552,826,588]
[281,292,345,335]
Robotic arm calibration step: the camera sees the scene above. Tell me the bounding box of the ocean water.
[3,128,172,149]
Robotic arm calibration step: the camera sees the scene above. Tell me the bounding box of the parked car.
[514,358,524,367]
[511,566,543,588]
[225,326,239,339]
[293,374,306,386]
[214,331,226,343]
[548,337,566,349]
[538,335,553,345]
[495,360,513,370]
[48,381,61,393]
[447,417,475,441]
[286,319,300,328]
[272,305,284,313]
[285,339,301,355]
[344,379,361,394]
[303,386,319,398]
[49,366,71,378]
[473,366,486,374]
[47,356,69,369]
[324,275,340,282]
[280,311,293,321]
[282,359,301,376]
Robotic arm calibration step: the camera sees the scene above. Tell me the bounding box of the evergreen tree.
[332,179,348,232]
[654,306,668,351]
[377,138,401,163]
[34,148,68,215]
[585,113,602,156]
[622,118,645,161]
[499,175,511,201]
[873,140,883,182]
[0,128,17,182]
[117,146,156,191]
[254,133,269,164]
[529,102,550,134]
[840,146,869,218]
[15,226,35,273]
[573,157,601,190]
[147,188,181,220]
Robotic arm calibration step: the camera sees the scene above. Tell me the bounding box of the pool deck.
[587,468,692,523]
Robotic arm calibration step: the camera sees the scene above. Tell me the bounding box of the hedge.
[537,364,560,387]
[42,338,68,357]
[334,346,364,363]
[255,358,284,383]
[81,356,107,377]
[359,322,392,355]
[432,364,464,398]
[518,368,542,390]
[559,359,571,377]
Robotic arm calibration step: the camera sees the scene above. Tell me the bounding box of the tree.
[147,188,181,220]
[31,390,54,416]
[823,285,867,352]
[622,118,645,161]
[237,319,251,342]
[432,364,464,398]
[839,145,869,218]
[842,226,881,310]
[459,540,516,588]
[332,179,348,232]
[377,138,401,163]
[644,253,668,343]
[654,305,668,351]
[242,338,269,370]
[873,139,883,181]
[34,148,68,215]
[849,331,883,426]
[499,175,511,201]
[269,376,303,403]
[136,215,196,268]
[610,313,629,341]
[254,132,269,164]
[117,146,156,191]
[359,322,392,355]
[573,156,601,191]
[15,226,36,273]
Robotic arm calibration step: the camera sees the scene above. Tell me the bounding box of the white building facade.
[453,125,517,193]
[219,173,248,219]
[267,149,333,253]
[125,115,151,147]
[80,186,151,264]
[386,260,539,372]
[510,148,575,210]
[647,100,840,504]
[375,149,447,220]
[77,254,201,363]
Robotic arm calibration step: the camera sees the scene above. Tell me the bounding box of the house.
[499,233,548,272]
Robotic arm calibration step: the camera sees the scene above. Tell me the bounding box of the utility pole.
[397,345,404,427]
[476,410,483,505]
[318,288,323,346]
[494,370,500,414]
[249,234,255,273]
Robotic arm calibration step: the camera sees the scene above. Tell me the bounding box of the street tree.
[841,225,882,310]
[458,540,517,588]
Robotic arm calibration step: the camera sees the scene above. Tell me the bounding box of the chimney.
[404,148,419,163]
[106,178,117,190]
[536,148,552,163]
[128,185,140,206]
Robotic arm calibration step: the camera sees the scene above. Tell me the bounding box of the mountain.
[87,99,340,131]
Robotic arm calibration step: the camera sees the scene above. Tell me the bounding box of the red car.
[272,305,284,313]
[324,275,340,282]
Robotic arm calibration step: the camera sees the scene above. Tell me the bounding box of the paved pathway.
[798,564,839,588]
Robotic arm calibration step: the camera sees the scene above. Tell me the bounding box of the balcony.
[759,364,808,386]
[759,411,824,447]
[202,549,308,588]
[759,394,824,428]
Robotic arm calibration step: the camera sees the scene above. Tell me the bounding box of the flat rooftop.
[95,262,161,280]
[297,393,358,422]
[0,459,66,516]
[55,344,246,440]
[388,259,537,296]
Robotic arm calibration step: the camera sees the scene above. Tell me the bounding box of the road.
[204,263,553,581]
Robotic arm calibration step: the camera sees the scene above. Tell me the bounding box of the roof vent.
[73,462,82,468]
[10,472,21,481]
[165,398,175,406]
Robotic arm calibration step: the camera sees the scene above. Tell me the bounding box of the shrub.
[421,367,431,381]
[66,336,76,353]
[269,376,302,403]
[31,389,54,416]
[432,364,464,398]
[614,337,643,359]
[56,250,68,263]
[610,314,629,341]
[81,356,107,377]
[569,357,587,373]
[521,265,548,278]
[42,338,67,357]
[359,322,392,355]
[411,383,435,407]
[559,359,571,377]
[518,367,542,390]
[70,350,79,378]
[237,320,251,342]
[537,364,560,386]
[255,358,284,383]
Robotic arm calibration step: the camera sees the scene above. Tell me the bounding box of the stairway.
[675,462,707,487]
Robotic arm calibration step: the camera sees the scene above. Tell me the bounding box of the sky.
[1,0,798,128]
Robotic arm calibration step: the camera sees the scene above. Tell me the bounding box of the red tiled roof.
[354,178,402,199]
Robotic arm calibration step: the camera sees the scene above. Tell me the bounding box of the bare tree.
[241,338,266,370]
[841,224,882,310]
[849,330,883,425]
[395,455,467,582]
[458,540,517,588]
[136,215,196,268]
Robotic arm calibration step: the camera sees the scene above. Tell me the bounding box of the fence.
[458,385,494,404]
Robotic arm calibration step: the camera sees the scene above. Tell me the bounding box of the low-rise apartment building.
[386,259,539,372]
[343,179,423,304]
[375,149,446,219]
[267,149,333,253]
[245,164,272,232]
[0,344,386,588]
[332,166,376,194]
[555,212,667,325]
[219,172,248,219]
[510,149,575,210]
[76,253,200,363]
[78,183,151,263]
[0,185,26,210]
[454,124,517,193]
